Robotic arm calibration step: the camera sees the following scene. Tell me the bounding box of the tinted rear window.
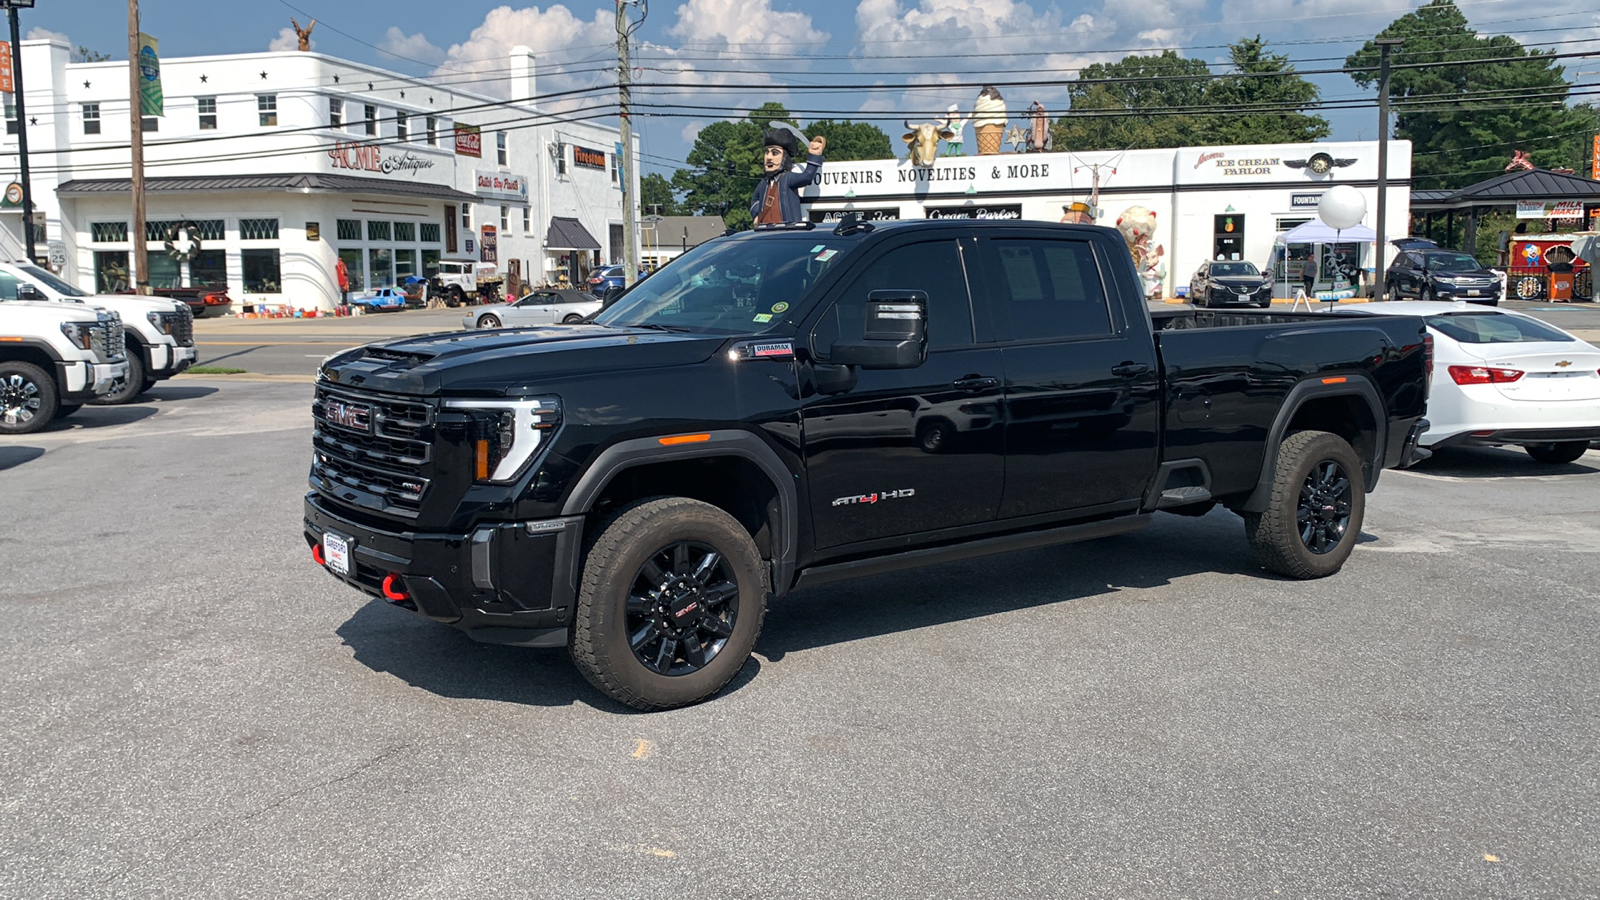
[1426,312,1574,344]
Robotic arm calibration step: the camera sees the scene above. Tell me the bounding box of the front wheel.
[562,314,584,324]
[0,361,59,435]
[92,347,146,406]
[477,313,501,329]
[571,497,767,711]
[1243,430,1365,579]
[1525,441,1589,464]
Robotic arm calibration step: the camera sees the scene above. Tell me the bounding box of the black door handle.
[953,376,999,391]
[1111,362,1151,378]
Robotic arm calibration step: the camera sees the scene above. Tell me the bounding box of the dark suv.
[1385,248,1501,305]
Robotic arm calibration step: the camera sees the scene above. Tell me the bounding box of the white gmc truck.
[0,300,128,434]
[0,262,196,404]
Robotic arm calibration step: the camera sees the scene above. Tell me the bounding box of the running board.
[793,514,1151,591]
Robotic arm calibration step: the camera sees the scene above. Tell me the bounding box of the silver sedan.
[462,289,601,329]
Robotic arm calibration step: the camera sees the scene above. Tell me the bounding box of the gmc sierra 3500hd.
[306,218,1431,710]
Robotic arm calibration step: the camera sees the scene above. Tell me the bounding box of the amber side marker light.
[659,433,712,446]
[1321,376,1348,385]
[474,439,491,480]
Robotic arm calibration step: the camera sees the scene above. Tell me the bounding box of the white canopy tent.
[1273,218,1377,300]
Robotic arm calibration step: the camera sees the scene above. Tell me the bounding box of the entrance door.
[801,237,1004,549]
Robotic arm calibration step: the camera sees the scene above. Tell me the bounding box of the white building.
[800,139,1412,298]
[0,38,639,309]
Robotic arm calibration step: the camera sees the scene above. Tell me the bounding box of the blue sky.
[24,0,1600,178]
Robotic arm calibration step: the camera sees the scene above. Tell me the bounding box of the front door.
[972,231,1161,519]
[800,237,1004,549]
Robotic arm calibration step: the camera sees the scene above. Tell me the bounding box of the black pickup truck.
[306,219,1431,710]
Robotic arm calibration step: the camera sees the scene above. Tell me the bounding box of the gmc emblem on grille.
[323,399,372,432]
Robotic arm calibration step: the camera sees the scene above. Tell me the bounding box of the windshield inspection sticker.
[753,313,773,323]
[771,302,789,313]
[815,249,838,262]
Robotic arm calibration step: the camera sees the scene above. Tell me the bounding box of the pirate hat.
[763,122,806,159]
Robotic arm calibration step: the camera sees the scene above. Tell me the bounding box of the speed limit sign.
[48,242,67,267]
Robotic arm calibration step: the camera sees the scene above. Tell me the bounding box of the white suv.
[0,299,128,434]
[0,262,197,404]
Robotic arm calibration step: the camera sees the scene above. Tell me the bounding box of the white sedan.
[1341,301,1600,463]
[462,289,601,329]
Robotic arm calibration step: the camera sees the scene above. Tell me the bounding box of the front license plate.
[323,532,351,576]
[1467,289,1480,296]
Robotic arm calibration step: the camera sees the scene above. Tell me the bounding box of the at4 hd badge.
[831,488,915,507]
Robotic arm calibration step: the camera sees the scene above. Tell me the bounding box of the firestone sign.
[328,141,435,176]
[473,170,529,202]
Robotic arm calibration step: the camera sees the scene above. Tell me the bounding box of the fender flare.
[1238,376,1387,514]
[560,429,800,592]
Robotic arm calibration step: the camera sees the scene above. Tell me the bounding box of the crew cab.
[0,262,195,403]
[305,219,1431,710]
[0,299,128,434]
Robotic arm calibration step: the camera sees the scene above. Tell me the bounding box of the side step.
[1158,485,1212,507]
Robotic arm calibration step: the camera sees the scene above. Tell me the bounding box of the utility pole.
[127,0,148,293]
[1374,38,1401,301]
[615,0,641,288]
[1073,160,1117,218]
[4,0,37,263]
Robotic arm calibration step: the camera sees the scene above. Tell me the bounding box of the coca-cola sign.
[455,124,482,158]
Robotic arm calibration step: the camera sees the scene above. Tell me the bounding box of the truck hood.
[320,324,729,396]
[79,294,185,315]
[0,300,106,326]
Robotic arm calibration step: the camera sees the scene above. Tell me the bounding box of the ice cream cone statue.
[972,86,1007,156]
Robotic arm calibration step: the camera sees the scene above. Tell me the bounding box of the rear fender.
[1237,377,1386,514]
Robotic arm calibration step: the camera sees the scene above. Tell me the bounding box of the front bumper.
[303,492,585,647]
[57,359,130,403]
[1432,283,1500,303]
[150,344,197,378]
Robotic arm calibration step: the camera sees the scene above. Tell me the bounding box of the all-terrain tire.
[571,497,767,710]
[1243,430,1365,579]
[92,347,146,405]
[0,361,59,435]
[1525,441,1588,465]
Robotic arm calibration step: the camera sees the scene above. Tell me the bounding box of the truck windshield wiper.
[624,322,696,333]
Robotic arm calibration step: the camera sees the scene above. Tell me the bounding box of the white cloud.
[680,120,708,143]
[26,27,71,44]
[669,0,828,50]
[433,4,615,107]
[379,27,445,67]
[268,28,310,53]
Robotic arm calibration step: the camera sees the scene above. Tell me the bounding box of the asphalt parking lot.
[3,380,1598,897]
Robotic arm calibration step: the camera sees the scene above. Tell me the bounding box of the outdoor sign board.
[808,208,900,224]
[480,225,497,264]
[329,140,435,176]
[924,204,1023,220]
[473,170,529,202]
[1517,199,1586,219]
[573,146,607,170]
[1592,134,1599,181]
[0,42,11,94]
[455,124,482,158]
[1290,193,1321,210]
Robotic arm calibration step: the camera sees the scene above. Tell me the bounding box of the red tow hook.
[381,574,411,602]
[311,543,326,566]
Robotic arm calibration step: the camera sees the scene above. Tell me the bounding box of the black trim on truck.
[1238,377,1388,514]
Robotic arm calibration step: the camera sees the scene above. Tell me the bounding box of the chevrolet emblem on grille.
[324,399,372,432]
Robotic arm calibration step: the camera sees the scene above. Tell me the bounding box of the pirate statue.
[750,123,826,227]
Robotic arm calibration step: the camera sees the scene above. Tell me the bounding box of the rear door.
[800,236,1005,548]
[973,229,1162,518]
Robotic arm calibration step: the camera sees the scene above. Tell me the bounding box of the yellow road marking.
[631,739,655,760]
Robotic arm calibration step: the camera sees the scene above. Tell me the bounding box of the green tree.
[801,118,892,161]
[640,172,680,216]
[1346,0,1594,189]
[71,46,111,63]
[1206,36,1331,145]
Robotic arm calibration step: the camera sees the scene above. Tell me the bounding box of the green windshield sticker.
[753,313,773,323]
[771,302,789,313]
[810,244,824,253]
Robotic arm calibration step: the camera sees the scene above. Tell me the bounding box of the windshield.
[1212,262,1260,276]
[1426,312,1574,344]
[1424,253,1485,273]
[19,265,91,297]
[593,235,851,334]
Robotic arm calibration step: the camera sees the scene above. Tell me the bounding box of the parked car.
[1385,248,1501,304]
[1189,260,1273,308]
[0,299,127,434]
[463,289,600,329]
[1336,301,1599,463]
[349,288,409,312]
[586,265,626,297]
[145,285,232,318]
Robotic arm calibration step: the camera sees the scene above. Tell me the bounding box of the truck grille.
[311,384,433,519]
[95,313,126,362]
[170,305,194,347]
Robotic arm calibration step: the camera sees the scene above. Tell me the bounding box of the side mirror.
[828,290,928,370]
[15,284,44,302]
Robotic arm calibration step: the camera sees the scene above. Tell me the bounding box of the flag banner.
[138,33,163,117]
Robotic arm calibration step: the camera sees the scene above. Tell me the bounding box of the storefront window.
[394,248,416,282]
[421,249,440,278]
[1213,214,1244,261]
[421,222,441,244]
[336,219,361,241]
[394,221,416,242]
[367,220,391,241]
[146,253,181,289]
[191,250,227,287]
[368,248,393,288]
[338,248,364,292]
[242,249,282,293]
[94,251,130,293]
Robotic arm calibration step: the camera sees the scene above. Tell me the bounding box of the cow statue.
[903,120,954,168]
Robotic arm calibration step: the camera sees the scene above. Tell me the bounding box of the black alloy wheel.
[1297,459,1354,554]
[623,541,740,676]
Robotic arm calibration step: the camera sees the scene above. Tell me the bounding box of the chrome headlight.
[146,311,175,335]
[59,321,92,350]
[443,396,562,483]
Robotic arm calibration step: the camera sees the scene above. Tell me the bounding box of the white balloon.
[1318,185,1367,230]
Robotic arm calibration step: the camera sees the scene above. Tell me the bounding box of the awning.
[56,172,479,203]
[545,216,600,251]
[1275,218,1377,244]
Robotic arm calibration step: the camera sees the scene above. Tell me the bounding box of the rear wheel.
[571,497,767,711]
[1243,430,1365,579]
[562,314,584,324]
[448,286,465,308]
[477,313,501,329]
[92,347,146,406]
[1384,279,1397,300]
[1525,441,1588,464]
[1420,285,1435,302]
[0,361,58,435]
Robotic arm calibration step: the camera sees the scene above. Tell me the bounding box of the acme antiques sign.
[329,141,435,176]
